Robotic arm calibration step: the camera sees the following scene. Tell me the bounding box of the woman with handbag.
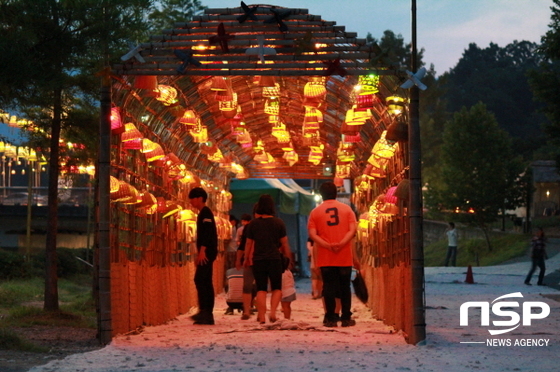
[244,194,292,324]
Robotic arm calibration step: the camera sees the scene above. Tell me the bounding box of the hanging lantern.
[254,151,274,164]
[219,93,238,112]
[264,97,280,115]
[304,107,323,124]
[271,122,290,143]
[262,83,280,98]
[237,130,253,148]
[335,163,351,179]
[337,145,355,163]
[136,191,157,209]
[304,77,327,99]
[123,138,142,150]
[281,142,294,152]
[357,74,380,95]
[110,107,125,135]
[385,186,398,204]
[386,96,406,115]
[177,209,197,222]
[210,76,229,91]
[110,176,121,193]
[122,185,141,205]
[342,133,361,143]
[258,75,276,88]
[355,93,377,110]
[386,118,408,142]
[121,123,143,142]
[162,201,182,218]
[215,88,234,102]
[344,108,367,126]
[134,76,158,91]
[141,139,165,162]
[190,125,209,143]
[283,150,298,166]
[179,110,198,126]
[371,130,398,160]
[155,85,178,106]
[308,145,323,165]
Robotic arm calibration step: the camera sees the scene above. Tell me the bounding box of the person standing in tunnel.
[308,182,358,327]
[244,194,292,324]
[189,187,218,325]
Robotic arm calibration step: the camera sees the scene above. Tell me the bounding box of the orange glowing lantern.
[155,85,178,106]
[304,77,327,99]
[335,163,351,179]
[137,191,157,209]
[110,107,124,135]
[121,123,143,142]
[283,150,298,166]
[264,97,280,115]
[308,145,324,165]
[123,138,142,150]
[262,83,280,98]
[210,76,229,91]
[190,125,208,143]
[141,139,165,162]
[110,176,120,193]
[386,96,406,116]
[179,110,198,126]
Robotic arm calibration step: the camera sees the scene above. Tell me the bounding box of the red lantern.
[110,107,124,135]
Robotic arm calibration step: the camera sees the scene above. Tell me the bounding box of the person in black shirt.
[244,194,292,324]
[188,187,218,325]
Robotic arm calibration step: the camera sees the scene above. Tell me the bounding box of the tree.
[425,103,524,250]
[0,0,152,311]
[366,30,424,70]
[529,0,560,166]
[442,41,547,161]
[147,0,206,34]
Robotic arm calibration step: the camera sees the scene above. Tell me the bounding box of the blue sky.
[202,0,554,74]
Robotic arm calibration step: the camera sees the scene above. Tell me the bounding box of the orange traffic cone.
[465,265,474,284]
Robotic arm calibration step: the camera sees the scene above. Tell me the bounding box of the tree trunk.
[481,225,492,252]
[44,88,62,311]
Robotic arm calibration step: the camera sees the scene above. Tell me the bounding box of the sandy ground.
[27,251,560,372]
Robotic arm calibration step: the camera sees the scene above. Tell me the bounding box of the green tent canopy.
[229,179,315,215]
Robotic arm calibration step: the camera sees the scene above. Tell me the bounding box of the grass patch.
[3,306,92,328]
[0,327,46,352]
[0,274,96,328]
[0,277,44,307]
[424,232,530,267]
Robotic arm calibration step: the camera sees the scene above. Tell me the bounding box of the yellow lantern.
[155,85,178,106]
[179,110,198,126]
[264,97,280,115]
[308,144,324,165]
[283,150,298,166]
[386,96,406,115]
[357,74,380,95]
[121,123,143,142]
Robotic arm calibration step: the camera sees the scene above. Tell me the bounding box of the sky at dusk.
[202,0,554,74]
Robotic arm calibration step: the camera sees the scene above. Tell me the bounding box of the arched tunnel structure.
[98,4,425,345]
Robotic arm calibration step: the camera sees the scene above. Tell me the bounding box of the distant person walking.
[308,182,358,328]
[444,222,458,267]
[525,227,548,286]
[188,187,218,325]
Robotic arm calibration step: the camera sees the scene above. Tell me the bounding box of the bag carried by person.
[352,271,368,304]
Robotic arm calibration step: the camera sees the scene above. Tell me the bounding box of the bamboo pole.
[408,0,426,345]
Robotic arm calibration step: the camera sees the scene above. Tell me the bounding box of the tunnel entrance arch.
[100,4,424,345]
